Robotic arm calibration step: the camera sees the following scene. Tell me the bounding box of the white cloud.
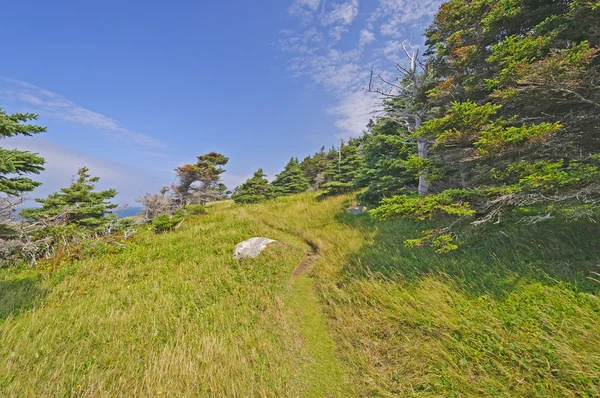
[281,0,440,137]
[359,29,376,47]
[0,78,165,149]
[329,91,380,137]
[5,137,167,204]
[320,0,359,26]
[289,0,321,18]
[373,0,443,38]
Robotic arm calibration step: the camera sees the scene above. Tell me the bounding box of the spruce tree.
[272,158,310,195]
[322,138,365,195]
[21,167,118,230]
[0,108,46,196]
[175,152,229,205]
[231,169,276,204]
[356,119,417,205]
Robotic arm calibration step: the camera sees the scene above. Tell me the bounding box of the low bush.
[186,204,207,215]
[152,210,185,233]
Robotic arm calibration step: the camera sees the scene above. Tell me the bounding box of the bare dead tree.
[366,41,433,195]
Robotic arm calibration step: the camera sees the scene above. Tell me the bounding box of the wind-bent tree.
[272,158,310,195]
[371,0,600,252]
[0,108,46,209]
[21,167,118,230]
[300,146,339,190]
[175,152,229,205]
[0,108,46,233]
[232,169,276,204]
[367,42,434,195]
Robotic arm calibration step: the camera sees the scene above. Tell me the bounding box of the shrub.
[152,210,185,234]
[186,204,207,215]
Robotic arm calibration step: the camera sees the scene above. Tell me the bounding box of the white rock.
[346,206,367,215]
[233,237,277,259]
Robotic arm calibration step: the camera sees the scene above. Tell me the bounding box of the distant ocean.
[115,206,144,218]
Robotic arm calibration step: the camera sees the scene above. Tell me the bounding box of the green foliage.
[174,152,229,204]
[371,192,475,221]
[0,108,46,196]
[272,158,310,195]
[185,204,207,215]
[232,168,277,204]
[356,119,417,204]
[299,146,339,189]
[405,230,458,253]
[370,0,600,238]
[152,210,185,233]
[322,138,365,195]
[20,167,118,230]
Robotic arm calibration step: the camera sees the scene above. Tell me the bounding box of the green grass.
[2,193,600,396]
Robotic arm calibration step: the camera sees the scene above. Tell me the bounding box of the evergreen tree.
[272,157,310,195]
[231,169,276,204]
[370,0,600,251]
[299,146,338,189]
[356,119,417,205]
[322,138,365,195]
[21,167,118,230]
[175,152,229,205]
[0,108,46,196]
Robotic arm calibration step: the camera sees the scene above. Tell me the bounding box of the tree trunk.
[417,136,430,196]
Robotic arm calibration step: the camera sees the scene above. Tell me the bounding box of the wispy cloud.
[0,78,166,149]
[280,0,442,137]
[320,0,359,26]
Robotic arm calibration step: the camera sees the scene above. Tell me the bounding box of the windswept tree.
[0,108,46,222]
[21,167,118,230]
[272,158,310,195]
[367,42,434,195]
[232,168,276,204]
[300,146,339,190]
[371,0,600,252]
[175,152,229,205]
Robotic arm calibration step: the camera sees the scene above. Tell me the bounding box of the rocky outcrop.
[346,206,367,215]
[233,237,277,259]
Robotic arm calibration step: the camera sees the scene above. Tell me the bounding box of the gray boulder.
[233,237,277,259]
[346,206,367,215]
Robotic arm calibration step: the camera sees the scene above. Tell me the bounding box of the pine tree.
[0,108,46,196]
[322,138,365,195]
[299,146,338,189]
[272,158,310,195]
[356,119,417,205]
[21,167,118,230]
[231,169,276,204]
[175,152,229,205]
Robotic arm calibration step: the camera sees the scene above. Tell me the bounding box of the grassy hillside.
[2,193,599,396]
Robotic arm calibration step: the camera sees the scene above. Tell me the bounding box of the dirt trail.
[292,239,320,276]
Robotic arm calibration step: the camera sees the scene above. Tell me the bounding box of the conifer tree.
[0,108,46,196]
[300,146,338,189]
[272,158,310,195]
[322,138,365,195]
[175,152,229,205]
[231,169,276,204]
[21,167,118,230]
[356,119,417,204]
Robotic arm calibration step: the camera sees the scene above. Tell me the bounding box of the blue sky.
[1,0,442,205]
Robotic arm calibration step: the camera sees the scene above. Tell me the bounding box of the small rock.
[233,237,277,259]
[346,206,367,215]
